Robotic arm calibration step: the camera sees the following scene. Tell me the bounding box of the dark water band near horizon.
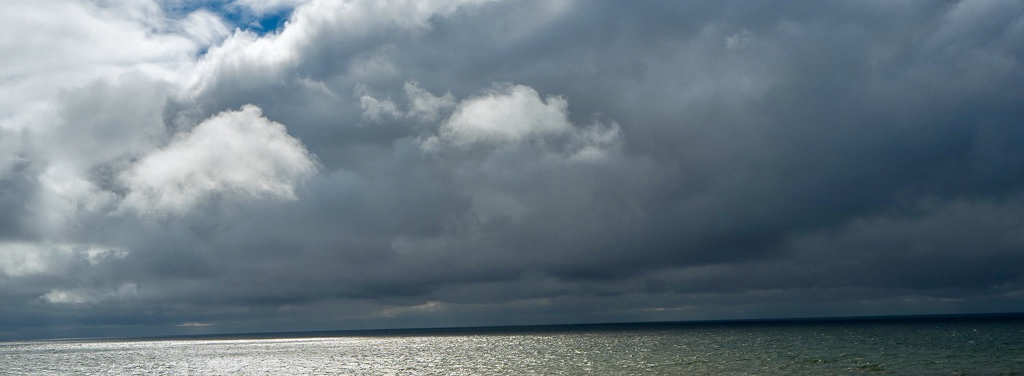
[2,313,1023,375]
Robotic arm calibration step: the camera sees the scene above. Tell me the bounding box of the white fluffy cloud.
[421,84,621,161]
[120,105,318,215]
[0,0,221,133]
[441,84,573,145]
[188,0,494,94]
[0,0,233,236]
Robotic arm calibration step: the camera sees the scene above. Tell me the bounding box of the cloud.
[42,283,138,305]
[0,0,220,239]
[392,83,622,163]
[357,85,403,122]
[358,81,457,123]
[405,81,457,122]
[186,0,496,95]
[120,105,318,215]
[3,0,1024,339]
[438,84,573,146]
[177,10,233,46]
[0,242,62,278]
[230,0,312,16]
[788,196,1024,291]
[377,300,444,318]
[0,242,127,278]
[0,0,210,129]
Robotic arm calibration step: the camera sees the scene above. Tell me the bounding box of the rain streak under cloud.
[1,0,1024,339]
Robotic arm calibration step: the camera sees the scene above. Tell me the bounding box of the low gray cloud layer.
[2,0,1023,339]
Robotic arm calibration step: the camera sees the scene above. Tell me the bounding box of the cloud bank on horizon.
[2,0,1024,338]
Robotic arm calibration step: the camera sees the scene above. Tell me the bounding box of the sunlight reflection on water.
[2,320,1023,375]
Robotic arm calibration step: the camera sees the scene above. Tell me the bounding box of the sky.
[1,0,1023,340]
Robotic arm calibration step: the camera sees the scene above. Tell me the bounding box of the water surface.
[2,316,1022,375]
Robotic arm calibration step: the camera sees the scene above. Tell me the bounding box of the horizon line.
[45,311,1024,343]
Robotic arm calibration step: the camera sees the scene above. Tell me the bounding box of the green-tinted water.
[2,318,1022,375]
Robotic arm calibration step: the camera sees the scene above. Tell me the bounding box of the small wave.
[851,362,886,372]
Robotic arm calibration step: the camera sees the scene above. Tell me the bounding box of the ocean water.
[2,316,1023,375]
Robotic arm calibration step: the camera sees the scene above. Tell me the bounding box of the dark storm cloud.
[1,0,1023,339]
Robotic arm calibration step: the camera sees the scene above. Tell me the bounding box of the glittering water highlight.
[2,316,1023,375]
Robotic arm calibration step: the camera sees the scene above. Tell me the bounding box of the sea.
[2,314,1022,375]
